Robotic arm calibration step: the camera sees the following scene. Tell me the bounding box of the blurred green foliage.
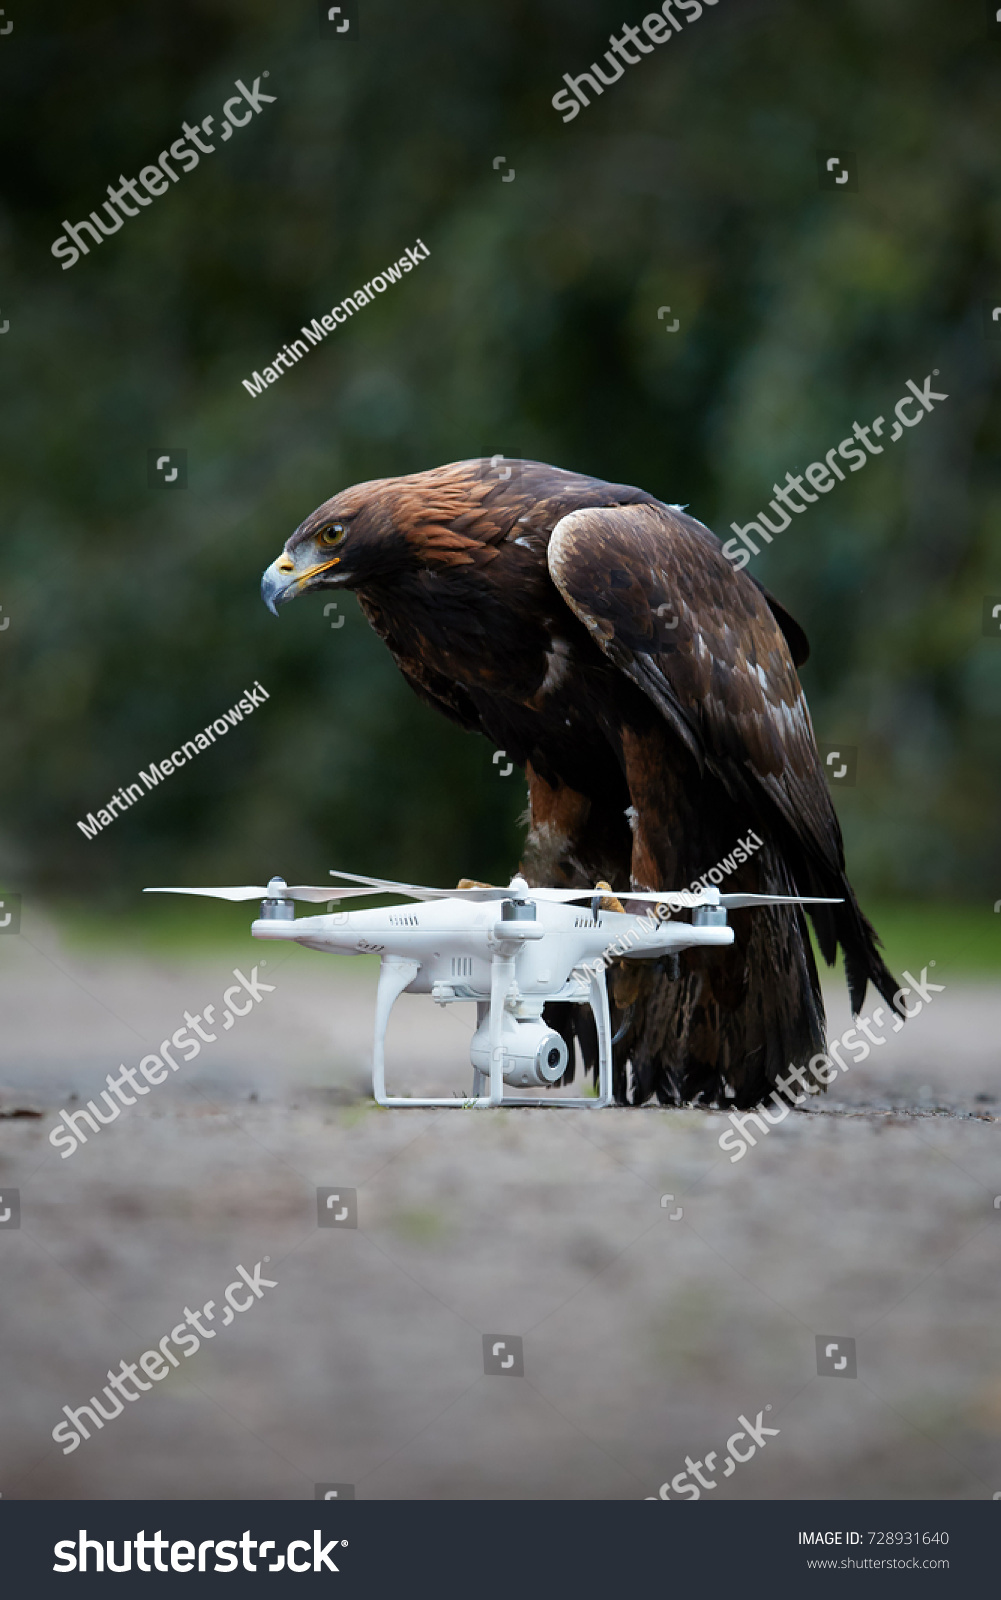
[1,0,1000,917]
[816,901,1001,983]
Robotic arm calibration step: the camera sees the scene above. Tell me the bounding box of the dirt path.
[0,919,999,1500]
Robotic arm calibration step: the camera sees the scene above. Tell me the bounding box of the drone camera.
[470,1016,569,1088]
[520,1026,569,1087]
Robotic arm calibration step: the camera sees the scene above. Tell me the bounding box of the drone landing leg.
[487,952,516,1107]
[471,1002,489,1097]
[589,966,614,1108]
[370,956,613,1111]
[371,957,421,1107]
[372,957,498,1108]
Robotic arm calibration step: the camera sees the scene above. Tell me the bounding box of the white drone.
[144,871,839,1109]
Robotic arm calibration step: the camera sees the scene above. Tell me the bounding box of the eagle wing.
[546,502,837,873]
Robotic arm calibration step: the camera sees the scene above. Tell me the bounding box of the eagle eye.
[320,523,346,546]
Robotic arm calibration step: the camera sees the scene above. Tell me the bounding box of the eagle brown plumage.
[261,458,901,1109]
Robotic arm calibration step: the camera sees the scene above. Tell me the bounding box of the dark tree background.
[1,0,999,909]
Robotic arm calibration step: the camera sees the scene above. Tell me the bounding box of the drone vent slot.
[450,956,473,977]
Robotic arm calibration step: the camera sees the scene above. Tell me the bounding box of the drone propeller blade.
[325,872,843,912]
[587,888,707,908]
[327,870,642,905]
[603,888,844,910]
[143,884,384,904]
[285,885,387,903]
[522,887,597,902]
[327,869,516,902]
[327,874,690,907]
[718,893,844,909]
[144,885,271,901]
[328,868,447,898]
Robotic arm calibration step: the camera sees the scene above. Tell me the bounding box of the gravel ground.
[0,915,999,1501]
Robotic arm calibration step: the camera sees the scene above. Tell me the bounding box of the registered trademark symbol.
[341,1540,348,1546]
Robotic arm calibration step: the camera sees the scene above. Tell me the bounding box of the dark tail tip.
[840,895,903,1020]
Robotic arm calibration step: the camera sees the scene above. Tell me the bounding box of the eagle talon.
[610,1004,634,1045]
[594,879,626,915]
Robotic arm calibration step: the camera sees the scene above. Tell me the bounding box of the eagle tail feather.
[832,886,902,1021]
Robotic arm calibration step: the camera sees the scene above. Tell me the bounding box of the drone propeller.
[327,868,538,903]
[718,892,842,909]
[145,869,844,912]
[327,869,625,905]
[328,867,459,899]
[616,889,843,910]
[325,871,842,911]
[144,881,388,904]
[144,870,591,909]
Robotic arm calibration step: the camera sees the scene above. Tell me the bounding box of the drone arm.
[372,957,421,1107]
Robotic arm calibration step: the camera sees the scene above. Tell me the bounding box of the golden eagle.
[261,459,900,1108]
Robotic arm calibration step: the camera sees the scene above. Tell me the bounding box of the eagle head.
[260,478,411,615]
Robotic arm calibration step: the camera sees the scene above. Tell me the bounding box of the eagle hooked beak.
[260,551,343,616]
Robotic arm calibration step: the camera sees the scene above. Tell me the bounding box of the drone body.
[146,873,837,1109]
[254,877,733,1107]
